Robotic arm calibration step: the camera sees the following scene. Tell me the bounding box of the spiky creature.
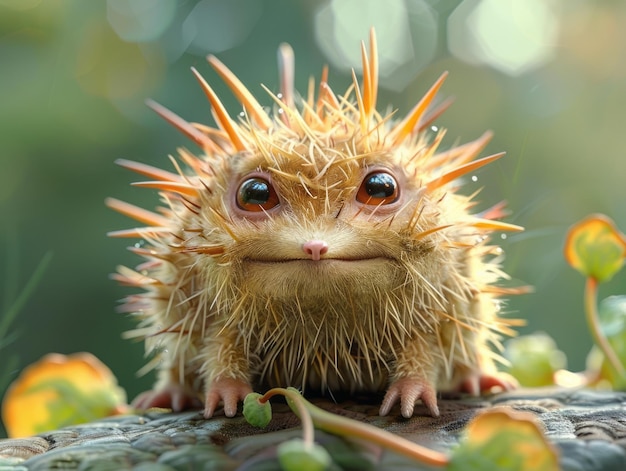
[107,30,523,419]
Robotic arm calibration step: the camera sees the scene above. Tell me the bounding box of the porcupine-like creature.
[107,29,524,419]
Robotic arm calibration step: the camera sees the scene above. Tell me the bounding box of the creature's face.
[195,139,442,304]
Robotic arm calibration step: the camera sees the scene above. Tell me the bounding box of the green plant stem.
[260,388,449,468]
[586,277,625,375]
[0,251,53,341]
[260,388,315,449]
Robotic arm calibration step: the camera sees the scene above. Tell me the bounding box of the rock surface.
[0,388,625,470]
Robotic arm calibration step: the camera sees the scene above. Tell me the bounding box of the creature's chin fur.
[109,29,523,417]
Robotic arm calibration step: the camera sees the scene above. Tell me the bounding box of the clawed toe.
[380,377,439,418]
[132,384,202,412]
[204,377,252,418]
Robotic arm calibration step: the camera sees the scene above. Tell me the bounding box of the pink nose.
[302,240,329,261]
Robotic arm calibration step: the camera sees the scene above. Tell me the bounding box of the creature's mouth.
[243,256,393,264]
[240,256,401,292]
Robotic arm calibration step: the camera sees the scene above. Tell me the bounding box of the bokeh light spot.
[448,0,560,75]
[314,0,437,92]
[106,0,176,43]
[182,0,262,55]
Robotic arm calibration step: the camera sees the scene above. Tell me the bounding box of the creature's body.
[108,31,522,418]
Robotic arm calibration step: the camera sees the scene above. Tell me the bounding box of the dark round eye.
[356,172,399,205]
[236,177,280,212]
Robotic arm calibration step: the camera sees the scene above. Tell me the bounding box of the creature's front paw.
[380,377,439,418]
[204,377,253,418]
[132,383,202,412]
[457,371,518,396]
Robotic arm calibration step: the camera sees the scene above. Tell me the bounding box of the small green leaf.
[598,295,626,338]
[277,439,332,471]
[504,333,566,387]
[449,408,559,471]
[243,393,272,428]
[589,296,626,388]
[564,214,626,282]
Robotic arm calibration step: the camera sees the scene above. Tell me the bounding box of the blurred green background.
[1,0,625,437]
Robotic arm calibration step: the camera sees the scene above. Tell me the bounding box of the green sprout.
[564,214,626,379]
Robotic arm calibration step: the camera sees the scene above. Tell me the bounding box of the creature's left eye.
[356,172,399,205]
[236,177,280,212]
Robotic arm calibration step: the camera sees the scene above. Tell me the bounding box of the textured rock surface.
[0,388,625,470]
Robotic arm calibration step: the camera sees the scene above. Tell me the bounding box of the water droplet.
[278,108,284,114]
[471,175,478,182]
[134,241,145,248]
[277,92,283,99]
[500,233,508,240]
[239,111,245,118]
[495,247,503,254]
[430,125,438,132]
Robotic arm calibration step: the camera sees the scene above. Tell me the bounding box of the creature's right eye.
[236,177,280,212]
[356,171,399,205]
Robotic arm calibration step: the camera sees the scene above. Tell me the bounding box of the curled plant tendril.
[564,213,626,376]
[243,389,557,470]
